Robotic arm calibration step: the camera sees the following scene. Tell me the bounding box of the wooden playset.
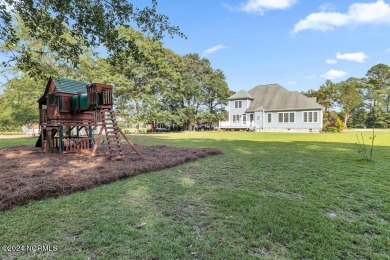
[36,77,140,158]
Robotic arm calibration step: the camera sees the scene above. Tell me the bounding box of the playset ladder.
[104,110,123,158]
[91,109,140,158]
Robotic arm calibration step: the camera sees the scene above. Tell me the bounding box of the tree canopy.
[0,0,185,77]
[0,75,43,130]
[0,18,231,131]
[302,64,390,130]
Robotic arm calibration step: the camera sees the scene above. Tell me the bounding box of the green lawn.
[0,136,37,148]
[1,131,389,259]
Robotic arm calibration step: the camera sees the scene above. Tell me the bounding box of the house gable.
[228,90,254,101]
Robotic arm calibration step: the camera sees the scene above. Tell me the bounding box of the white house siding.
[262,110,322,132]
[254,111,263,129]
[229,100,251,126]
[226,105,322,132]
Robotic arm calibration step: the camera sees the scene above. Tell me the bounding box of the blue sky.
[2,0,390,94]
[146,0,390,92]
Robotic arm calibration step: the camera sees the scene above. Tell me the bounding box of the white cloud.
[239,0,297,15]
[293,0,390,33]
[336,51,367,62]
[349,0,390,23]
[319,3,336,12]
[203,45,227,56]
[326,59,337,64]
[293,12,349,32]
[287,80,297,85]
[321,69,347,80]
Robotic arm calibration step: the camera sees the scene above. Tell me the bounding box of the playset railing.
[63,138,93,153]
[102,89,112,105]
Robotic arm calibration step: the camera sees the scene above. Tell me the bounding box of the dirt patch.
[0,144,222,211]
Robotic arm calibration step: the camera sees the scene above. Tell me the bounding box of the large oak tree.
[0,0,184,77]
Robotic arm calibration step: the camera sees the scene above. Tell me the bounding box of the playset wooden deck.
[36,77,140,158]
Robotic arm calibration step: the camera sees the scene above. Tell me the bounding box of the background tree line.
[3,0,387,133]
[302,63,390,131]
[0,1,232,132]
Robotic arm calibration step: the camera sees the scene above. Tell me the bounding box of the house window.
[278,113,283,123]
[268,113,271,123]
[249,114,254,122]
[284,113,288,122]
[234,100,242,109]
[313,112,318,122]
[303,111,319,123]
[242,114,247,125]
[278,112,295,123]
[289,112,295,123]
[233,115,240,123]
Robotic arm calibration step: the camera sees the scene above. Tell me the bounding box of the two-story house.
[220,83,324,132]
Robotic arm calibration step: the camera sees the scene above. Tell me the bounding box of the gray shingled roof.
[228,90,254,100]
[240,83,323,111]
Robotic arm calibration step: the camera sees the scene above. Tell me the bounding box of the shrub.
[334,118,345,132]
[323,126,338,133]
[323,117,345,133]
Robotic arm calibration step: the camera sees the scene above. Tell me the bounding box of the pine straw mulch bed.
[0,144,222,211]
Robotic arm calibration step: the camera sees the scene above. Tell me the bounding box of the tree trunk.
[344,113,350,130]
[135,99,140,134]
